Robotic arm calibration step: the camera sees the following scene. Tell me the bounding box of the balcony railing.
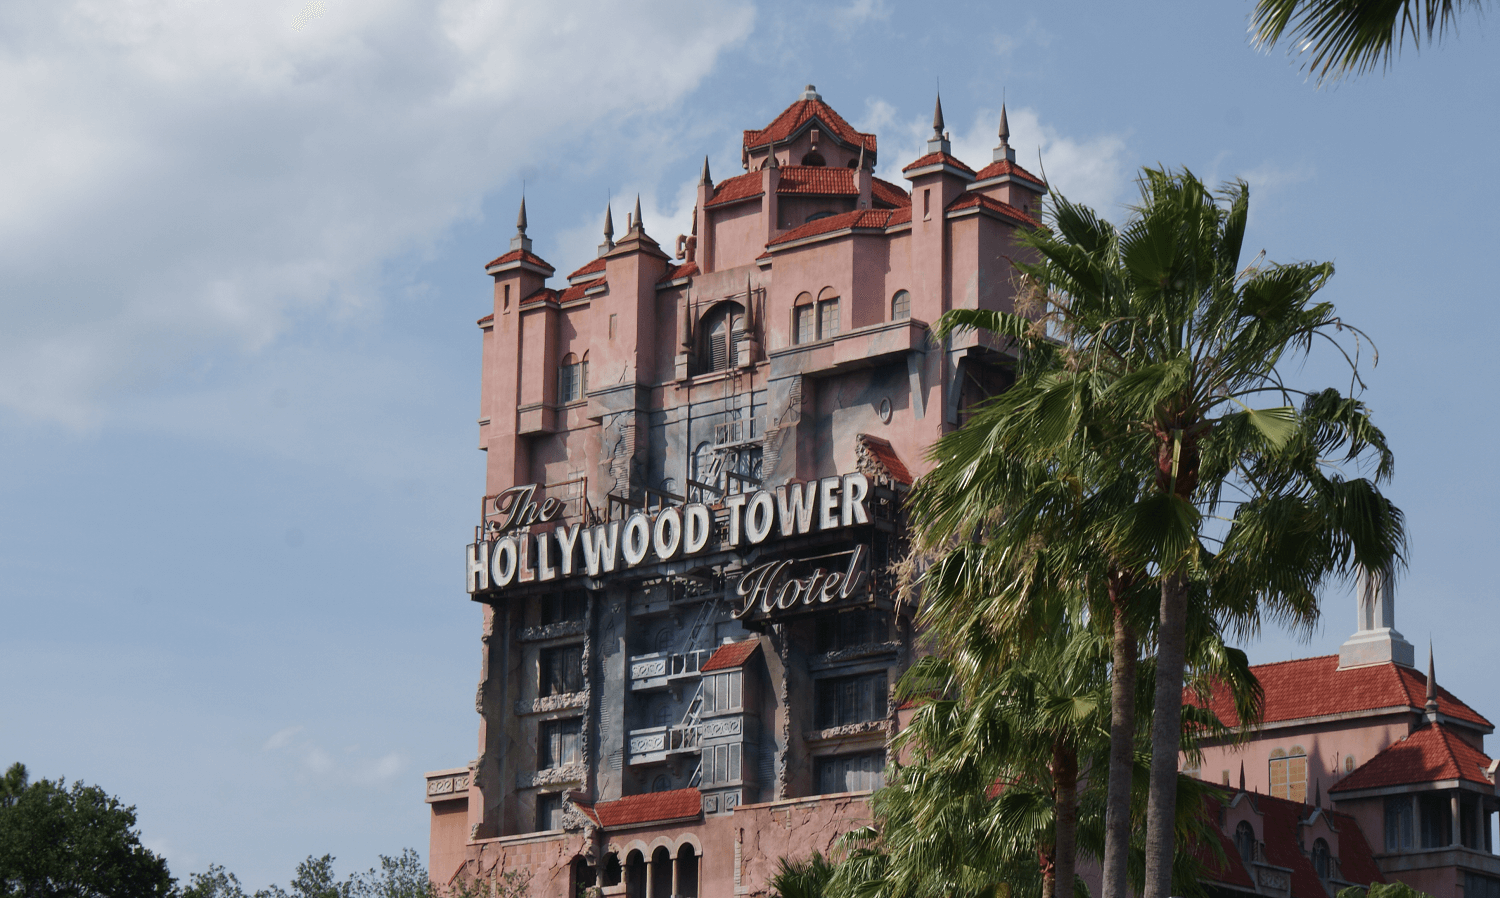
[629,650,710,691]
[626,724,702,766]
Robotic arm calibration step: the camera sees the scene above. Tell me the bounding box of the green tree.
[1252,0,1487,83]
[952,167,1406,898]
[770,852,835,898]
[180,865,249,898]
[0,763,176,898]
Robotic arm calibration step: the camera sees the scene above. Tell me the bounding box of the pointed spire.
[1239,761,1246,792]
[597,202,615,258]
[993,103,1017,163]
[932,92,945,137]
[766,150,778,170]
[1426,640,1439,714]
[700,155,713,187]
[856,143,866,171]
[509,195,532,253]
[632,194,644,234]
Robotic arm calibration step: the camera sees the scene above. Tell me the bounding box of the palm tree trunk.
[1102,589,1137,898]
[1143,570,1189,898]
[1040,844,1056,898]
[1053,739,1080,898]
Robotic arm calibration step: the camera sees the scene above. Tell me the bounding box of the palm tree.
[1252,0,1486,83]
[936,167,1406,898]
[770,852,834,898]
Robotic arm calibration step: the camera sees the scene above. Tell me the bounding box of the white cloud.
[831,0,892,32]
[0,0,755,428]
[263,725,304,752]
[873,103,1131,216]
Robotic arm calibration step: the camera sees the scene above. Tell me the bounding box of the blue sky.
[2,0,1495,889]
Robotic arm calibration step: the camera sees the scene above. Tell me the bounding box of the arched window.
[625,850,646,898]
[793,293,815,345]
[801,151,826,166]
[652,773,673,792]
[817,295,840,340]
[558,352,588,403]
[651,847,673,898]
[1235,821,1256,863]
[1312,838,1330,879]
[676,844,700,898]
[699,302,744,372]
[806,210,835,223]
[1269,746,1308,802]
[891,290,911,320]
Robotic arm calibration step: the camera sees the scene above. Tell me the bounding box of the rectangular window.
[817,299,840,340]
[539,718,581,769]
[703,743,743,786]
[701,671,742,715]
[795,305,814,345]
[609,314,617,340]
[559,363,579,403]
[922,188,931,220]
[1385,795,1415,850]
[815,671,886,729]
[815,608,888,653]
[1419,793,1450,848]
[540,591,587,626]
[1466,874,1500,898]
[816,750,885,795]
[536,793,564,831]
[540,644,585,696]
[1269,751,1307,803]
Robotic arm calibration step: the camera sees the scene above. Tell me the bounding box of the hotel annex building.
[424,88,1500,898]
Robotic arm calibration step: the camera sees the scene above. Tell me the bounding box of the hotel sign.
[466,473,873,602]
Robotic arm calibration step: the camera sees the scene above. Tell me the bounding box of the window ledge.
[518,621,586,643]
[515,765,586,790]
[804,720,887,744]
[516,692,588,716]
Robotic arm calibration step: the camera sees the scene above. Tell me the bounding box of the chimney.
[1337,565,1415,669]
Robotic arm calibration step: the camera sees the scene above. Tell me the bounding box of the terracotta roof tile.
[1331,723,1495,792]
[945,193,1039,227]
[871,177,910,208]
[776,165,855,195]
[707,171,765,207]
[767,209,894,247]
[1199,655,1491,730]
[858,434,912,485]
[520,287,559,306]
[901,152,976,177]
[973,158,1046,187]
[558,277,604,303]
[886,206,912,226]
[744,99,876,153]
[703,640,761,672]
[589,788,702,828]
[485,249,554,272]
[1194,786,1385,896]
[567,257,606,281]
[660,261,698,283]
[477,313,494,325]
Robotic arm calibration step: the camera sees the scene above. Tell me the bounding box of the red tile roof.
[558,277,604,303]
[706,171,765,207]
[776,165,855,195]
[1199,655,1491,730]
[587,788,702,828]
[858,435,912,485]
[871,177,910,208]
[744,98,876,153]
[972,158,1046,187]
[660,261,698,283]
[1194,787,1385,897]
[1331,723,1495,792]
[485,249,554,272]
[477,313,494,325]
[567,257,606,280]
[886,206,912,226]
[945,193,1040,227]
[702,639,761,672]
[520,287,559,306]
[767,209,895,247]
[901,152,976,177]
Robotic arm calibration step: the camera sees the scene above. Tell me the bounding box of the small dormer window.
[701,302,745,372]
[1235,821,1255,862]
[801,152,826,166]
